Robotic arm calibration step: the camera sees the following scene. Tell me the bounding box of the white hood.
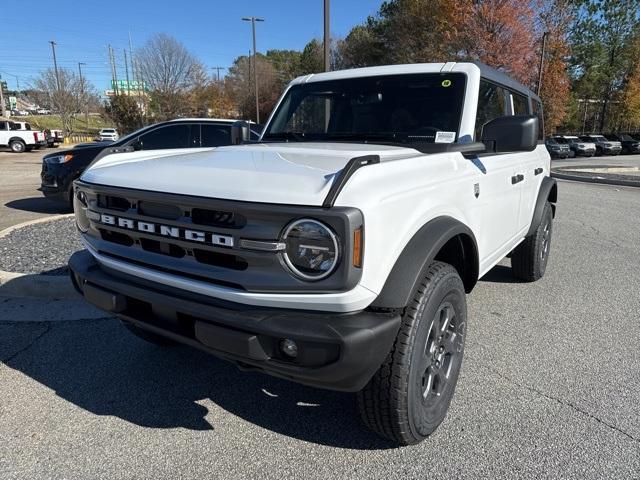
[81,143,418,206]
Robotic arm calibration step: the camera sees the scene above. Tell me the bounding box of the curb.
[0,213,74,239]
[0,214,77,299]
[551,167,640,188]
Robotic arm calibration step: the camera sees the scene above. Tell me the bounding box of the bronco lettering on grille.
[98,213,234,247]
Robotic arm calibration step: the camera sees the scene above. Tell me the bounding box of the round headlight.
[281,219,339,281]
[73,190,90,233]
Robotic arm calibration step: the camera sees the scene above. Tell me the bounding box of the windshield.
[553,137,567,144]
[590,135,606,141]
[263,73,467,145]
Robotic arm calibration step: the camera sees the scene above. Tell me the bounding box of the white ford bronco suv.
[69,62,556,445]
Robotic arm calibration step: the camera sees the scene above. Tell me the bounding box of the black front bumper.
[68,250,400,392]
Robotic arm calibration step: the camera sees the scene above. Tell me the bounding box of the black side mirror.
[231,121,250,145]
[481,115,539,153]
[131,138,142,151]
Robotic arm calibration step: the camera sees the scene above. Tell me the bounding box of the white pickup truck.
[69,61,556,445]
[0,119,47,152]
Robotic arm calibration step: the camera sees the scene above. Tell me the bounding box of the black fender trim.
[323,155,380,208]
[371,216,479,309]
[526,176,557,237]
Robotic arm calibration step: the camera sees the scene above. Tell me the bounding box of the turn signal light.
[353,227,363,268]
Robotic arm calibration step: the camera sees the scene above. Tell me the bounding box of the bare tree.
[136,33,202,119]
[32,68,93,135]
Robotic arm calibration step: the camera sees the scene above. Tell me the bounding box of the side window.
[475,80,507,140]
[0,122,7,131]
[200,124,232,147]
[511,93,529,115]
[139,124,191,150]
[531,100,544,140]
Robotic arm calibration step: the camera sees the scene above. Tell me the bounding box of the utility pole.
[108,45,115,95]
[242,16,264,123]
[323,0,330,72]
[78,62,88,126]
[128,30,135,85]
[212,66,225,82]
[536,31,548,96]
[0,75,6,117]
[124,49,131,95]
[49,40,61,91]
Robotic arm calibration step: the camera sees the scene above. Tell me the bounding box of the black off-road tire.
[9,140,26,153]
[121,321,177,346]
[357,261,467,445]
[511,201,553,281]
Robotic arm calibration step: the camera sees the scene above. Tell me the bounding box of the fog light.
[280,338,298,358]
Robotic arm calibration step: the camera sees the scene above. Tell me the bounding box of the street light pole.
[324,0,330,72]
[536,31,548,96]
[78,62,88,127]
[242,16,264,123]
[49,40,61,91]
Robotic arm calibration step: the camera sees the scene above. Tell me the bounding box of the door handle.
[511,174,524,184]
[534,167,543,175]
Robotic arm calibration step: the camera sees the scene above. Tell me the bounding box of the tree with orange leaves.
[458,0,538,86]
[534,0,573,132]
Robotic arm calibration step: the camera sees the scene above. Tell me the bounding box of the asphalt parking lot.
[0,147,70,231]
[1,150,640,479]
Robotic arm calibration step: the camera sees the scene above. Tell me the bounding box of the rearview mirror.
[131,139,142,151]
[481,115,538,153]
[231,121,251,145]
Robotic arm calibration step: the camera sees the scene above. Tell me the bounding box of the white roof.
[166,118,257,124]
[291,63,451,85]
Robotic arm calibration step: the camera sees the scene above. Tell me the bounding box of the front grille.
[192,208,245,228]
[76,181,362,293]
[98,194,130,211]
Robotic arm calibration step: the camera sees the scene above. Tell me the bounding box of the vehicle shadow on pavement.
[1,317,396,450]
[480,265,522,284]
[5,197,71,214]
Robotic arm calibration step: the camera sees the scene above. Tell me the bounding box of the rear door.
[473,80,523,264]
[513,92,542,233]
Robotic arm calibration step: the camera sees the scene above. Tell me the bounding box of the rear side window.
[200,124,232,147]
[475,80,507,140]
[139,124,191,150]
[512,93,529,115]
[531,100,544,140]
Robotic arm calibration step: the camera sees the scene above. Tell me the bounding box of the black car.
[544,137,571,158]
[604,133,640,154]
[40,119,259,207]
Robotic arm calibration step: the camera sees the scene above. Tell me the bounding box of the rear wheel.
[9,140,26,153]
[357,261,467,445]
[511,201,553,281]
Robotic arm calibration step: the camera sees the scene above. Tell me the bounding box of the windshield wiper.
[322,132,407,143]
[262,131,307,142]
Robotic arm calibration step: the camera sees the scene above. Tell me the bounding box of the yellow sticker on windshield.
[441,79,452,87]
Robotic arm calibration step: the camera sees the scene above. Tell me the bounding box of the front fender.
[371,216,479,309]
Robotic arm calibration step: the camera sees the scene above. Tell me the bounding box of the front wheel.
[357,261,467,445]
[511,201,553,281]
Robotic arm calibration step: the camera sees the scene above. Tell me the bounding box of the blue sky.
[1,0,382,94]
